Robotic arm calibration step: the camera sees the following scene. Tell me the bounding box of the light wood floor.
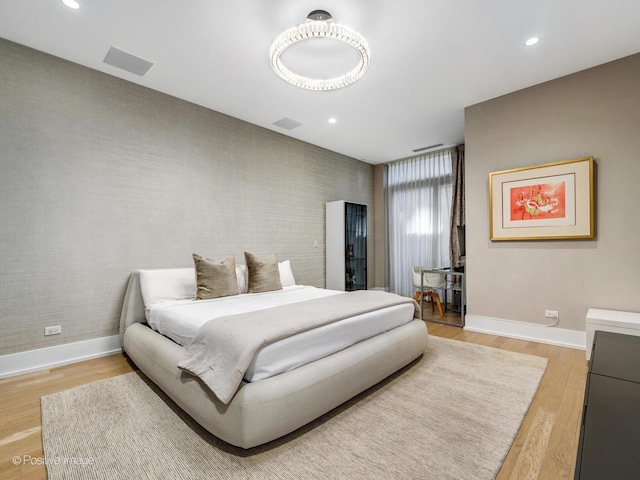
[0,324,588,479]
[427,322,589,480]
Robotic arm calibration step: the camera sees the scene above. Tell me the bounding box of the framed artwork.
[489,157,595,241]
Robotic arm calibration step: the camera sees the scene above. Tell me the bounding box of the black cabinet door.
[344,202,366,291]
[577,373,640,479]
[576,332,640,479]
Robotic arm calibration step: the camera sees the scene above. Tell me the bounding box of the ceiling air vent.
[104,47,154,76]
[412,143,444,153]
[272,117,303,130]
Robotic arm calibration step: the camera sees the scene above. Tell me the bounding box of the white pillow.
[235,264,247,294]
[278,260,296,287]
[138,268,195,307]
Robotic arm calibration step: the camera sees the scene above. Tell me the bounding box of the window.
[385,149,453,297]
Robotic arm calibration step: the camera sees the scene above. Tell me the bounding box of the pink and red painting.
[509,181,566,221]
[489,157,594,240]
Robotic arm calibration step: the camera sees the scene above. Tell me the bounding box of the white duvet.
[147,286,415,382]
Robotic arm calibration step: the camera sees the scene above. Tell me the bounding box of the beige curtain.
[449,144,465,268]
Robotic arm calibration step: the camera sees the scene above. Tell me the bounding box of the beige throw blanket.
[178,290,420,404]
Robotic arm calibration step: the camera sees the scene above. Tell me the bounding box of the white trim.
[0,335,122,379]
[586,307,640,330]
[464,314,586,351]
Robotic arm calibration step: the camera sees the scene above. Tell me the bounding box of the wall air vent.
[412,143,444,153]
[103,47,154,76]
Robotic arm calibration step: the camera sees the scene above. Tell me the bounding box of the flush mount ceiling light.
[269,10,370,91]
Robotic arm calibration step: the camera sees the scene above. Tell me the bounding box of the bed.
[119,259,428,449]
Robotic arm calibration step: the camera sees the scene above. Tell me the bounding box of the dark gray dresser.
[575,330,640,479]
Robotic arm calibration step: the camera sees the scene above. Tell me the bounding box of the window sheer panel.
[385,150,453,297]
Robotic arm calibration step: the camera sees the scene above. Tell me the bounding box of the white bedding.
[147,286,416,382]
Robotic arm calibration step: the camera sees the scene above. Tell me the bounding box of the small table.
[420,267,465,327]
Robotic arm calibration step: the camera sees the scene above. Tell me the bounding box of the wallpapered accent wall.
[0,38,374,355]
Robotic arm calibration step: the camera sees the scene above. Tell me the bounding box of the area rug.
[41,336,547,480]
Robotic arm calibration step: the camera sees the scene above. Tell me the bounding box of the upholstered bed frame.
[119,272,428,448]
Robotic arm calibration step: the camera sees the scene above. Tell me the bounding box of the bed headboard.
[119,272,146,345]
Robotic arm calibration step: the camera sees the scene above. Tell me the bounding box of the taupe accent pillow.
[193,253,239,300]
[244,252,283,294]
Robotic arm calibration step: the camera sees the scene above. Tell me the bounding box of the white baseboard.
[0,316,585,379]
[464,315,586,351]
[0,335,122,379]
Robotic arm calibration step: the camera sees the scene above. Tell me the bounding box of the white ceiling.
[1,0,639,164]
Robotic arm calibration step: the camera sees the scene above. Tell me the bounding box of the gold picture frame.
[489,157,595,241]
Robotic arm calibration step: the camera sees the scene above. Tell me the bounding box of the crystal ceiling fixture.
[269,10,371,91]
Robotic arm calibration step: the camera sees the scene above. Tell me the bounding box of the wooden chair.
[411,266,445,317]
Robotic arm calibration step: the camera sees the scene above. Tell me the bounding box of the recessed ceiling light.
[525,37,540,47]
[328,118,337,124]
[62,0,80,9]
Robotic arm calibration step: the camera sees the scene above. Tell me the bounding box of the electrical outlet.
[544,310,559,319]
[44,325,62,336]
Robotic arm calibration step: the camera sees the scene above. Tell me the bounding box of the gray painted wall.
[465,53,640,332]
[0,39,374,355]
